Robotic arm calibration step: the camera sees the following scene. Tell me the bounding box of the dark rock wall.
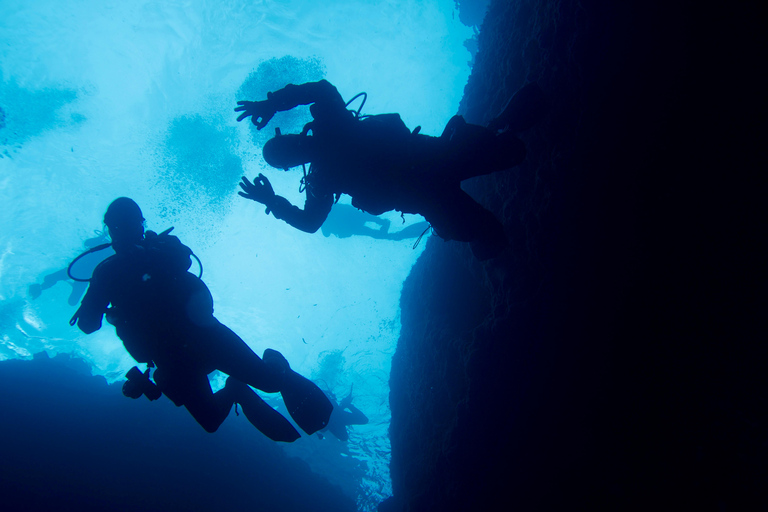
[389,1,764,511]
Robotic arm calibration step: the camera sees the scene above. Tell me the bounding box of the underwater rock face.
[453,0,491,28]
[0,353,356,512]
[388,0,765,510]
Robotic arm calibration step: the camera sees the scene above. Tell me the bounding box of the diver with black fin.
[318,384,369,442]
[71,197,332,441]
[235,80,545,260]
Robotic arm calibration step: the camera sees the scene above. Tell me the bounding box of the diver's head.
[104,197,144,248]
[263,133,317,170]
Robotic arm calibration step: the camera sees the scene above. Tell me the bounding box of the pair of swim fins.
[239,350,333,442]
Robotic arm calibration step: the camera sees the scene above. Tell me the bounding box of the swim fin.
[228,377,300,442]
[281,369,333,435]
[244,392,301,442]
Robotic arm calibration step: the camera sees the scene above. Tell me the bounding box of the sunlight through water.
[1,0,474,508]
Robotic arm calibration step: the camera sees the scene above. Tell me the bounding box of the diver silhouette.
[72,198,332,441]
[320,203,430,241]
[29,230,110,306]
[236,80,544,260]
[318,385,369,442]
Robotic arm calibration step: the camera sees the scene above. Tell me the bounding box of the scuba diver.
[71,197,332,441]
[319,203,430,241]
[29,230,110,306]
[318,385,369,442]
[235,79,544,260]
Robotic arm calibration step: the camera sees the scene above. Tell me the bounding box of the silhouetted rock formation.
[388,0,765,510]
[0,353,356,512]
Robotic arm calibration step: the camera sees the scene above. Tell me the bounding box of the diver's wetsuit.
[75,233,289,433]
[263,80,526,254]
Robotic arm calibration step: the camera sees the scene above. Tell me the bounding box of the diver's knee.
[224,376,250,397]
[200,420,221,434]
[262,348,290,390]
[195,411,227,433]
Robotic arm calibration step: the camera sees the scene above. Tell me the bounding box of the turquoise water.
[0,0,474,508]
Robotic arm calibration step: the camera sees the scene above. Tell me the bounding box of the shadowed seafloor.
[0,353,357,512]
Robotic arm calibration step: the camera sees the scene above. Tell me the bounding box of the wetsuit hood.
[104,197,144,248]
[263,134,316,170]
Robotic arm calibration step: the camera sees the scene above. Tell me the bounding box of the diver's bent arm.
[75,266,110,334]
[75,295,106,334]
[269,191,334,233]
[268,80,346,113]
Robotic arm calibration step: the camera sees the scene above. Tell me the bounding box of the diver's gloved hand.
[239,174,276,214]
[235,100,276,129]
[122,377,144,399]
[123,366,162,401]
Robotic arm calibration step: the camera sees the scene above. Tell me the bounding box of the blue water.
[0,1,475,509]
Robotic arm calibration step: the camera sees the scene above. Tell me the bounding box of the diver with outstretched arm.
[235,80,347,233]
[238,172,333,234]
[235,79,545,260]
[72,197,332,441]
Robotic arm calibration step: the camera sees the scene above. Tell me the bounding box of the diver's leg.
[201,322,333,435]
[451,127,526,182]
[183,389,231,433]
[424,188,508,260]
[41,269,68,290]
[201,322,285,392]
[164,366,299,440]
[154,368,231,433]
[327,417,350,442]
[487,82,547,133]
[30,268,69,299]
[437,116,526,181]
[391,221,431,241]
[463,196,509,261]
[484,130,527,174]
[260,348,333,435]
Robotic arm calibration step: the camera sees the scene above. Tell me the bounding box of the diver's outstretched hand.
[239,174,276,213]
[235,100,276,129]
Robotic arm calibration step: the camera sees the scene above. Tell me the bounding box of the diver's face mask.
[106,220,145,247]
[263,132,315,170]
